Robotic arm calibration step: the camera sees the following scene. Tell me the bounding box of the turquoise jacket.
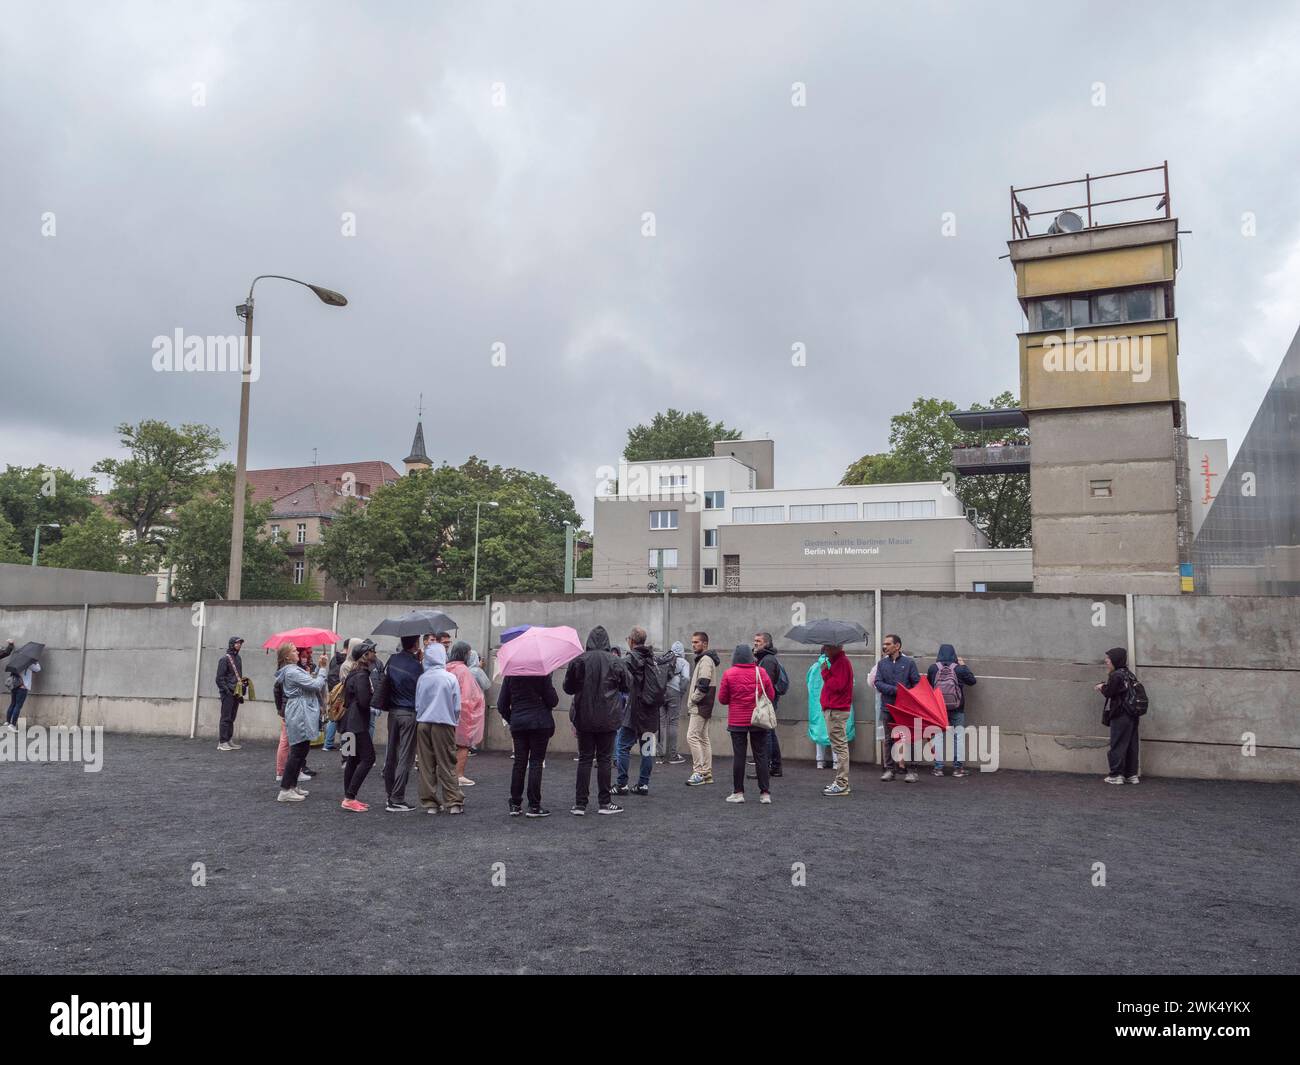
[806,654,855,745]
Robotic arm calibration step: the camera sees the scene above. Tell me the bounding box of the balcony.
[952,443,1031,476]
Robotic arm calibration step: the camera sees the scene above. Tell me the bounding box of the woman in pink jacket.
[448,641,486,787]
[716,644,776,805]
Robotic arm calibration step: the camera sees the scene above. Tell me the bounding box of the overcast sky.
[3,0,1298,525]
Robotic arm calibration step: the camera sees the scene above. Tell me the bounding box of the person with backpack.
[614,627,663,796]
[1097,646,1144,785]
[563,625,629,815]
[752,632,788,777]
[275,646,330,803]
[659,640,691,766]
[717,644,776,804]
[927,644,977,778]
[341,640,380,811]
[323,638,352,751]
[215,636,246,752]
[684,631,720,786]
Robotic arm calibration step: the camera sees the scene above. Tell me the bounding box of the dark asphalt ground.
[2,733,1297,975]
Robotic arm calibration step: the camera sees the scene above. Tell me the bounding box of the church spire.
[403,396,432,473]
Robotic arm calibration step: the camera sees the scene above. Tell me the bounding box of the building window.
[270,524,281,542]
[704,490,725,510]
[723,554,740,591]
[358,576,366,588]
[292,561,305,585]
[1089,479,1113,498]
[732,505,784,523]
[790,502,859,522]
[649,548,678,569]
[659,474,689,489]
[703,528,718,547]
[1032,286,1162,330]
[649,510,678,530]
[864,501,899,520]
[296,522,307,544]
[703,567,718,587]
[898,499,937,518]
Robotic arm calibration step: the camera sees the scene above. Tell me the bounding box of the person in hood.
[467,649,492,694]
[381,636,422,813]
[659,640,691,766]
[215,636,246,752]
[341,640,380,811]
[454,642,488,789]
[928,644,977,778]
[414,641,465,814]
[275,646,329,803]
[499,664,560,818]
[684,631,720,786]
[447,641,486,785]
[1097,647,1140,785]
[717,644,776,804]
[563,625,629,815]
[614,627,661,796]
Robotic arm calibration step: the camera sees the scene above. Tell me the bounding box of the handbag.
[750,666,777,731]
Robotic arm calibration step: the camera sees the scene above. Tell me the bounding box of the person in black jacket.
[1097,647,1140,785]
[499,672,559,817]
[215,636,245,751]
[562,625,628,815]
[616,627,661,796]
[752,632,784,777]
[381,636,422,812]
[323,638,350,752]
[341,640,379,811]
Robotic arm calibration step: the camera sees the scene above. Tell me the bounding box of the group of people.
[213,624,1145,816]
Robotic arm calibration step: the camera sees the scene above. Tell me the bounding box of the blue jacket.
[384,648,422,710]
[874,653,920,701]
[275,663,327,745]
[414,643,461,726]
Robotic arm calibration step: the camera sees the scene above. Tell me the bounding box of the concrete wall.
[0,563,158,606]
[953,549,1034,589]
[1,591,1295,783]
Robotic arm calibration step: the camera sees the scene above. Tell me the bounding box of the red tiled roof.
[268,482,349,518]
[247,461,401,506]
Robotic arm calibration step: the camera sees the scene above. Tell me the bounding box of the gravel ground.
[2,733,1297,974]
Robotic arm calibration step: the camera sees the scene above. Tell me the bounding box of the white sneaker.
[1125,775,1140,785]
[217,743,234,752]
[276,788,306,802]
[725,792,745,803]
[759,793,772,804]
[227,742,242,750]
[458,777,476,787]
[293,786,309,797]
[1104,775,1125,785]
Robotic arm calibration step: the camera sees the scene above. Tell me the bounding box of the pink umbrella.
[493,625,584,677]
[261,627,340,650]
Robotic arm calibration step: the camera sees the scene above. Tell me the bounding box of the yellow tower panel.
[1019,319,1180,410]
[1016,243,1174,299]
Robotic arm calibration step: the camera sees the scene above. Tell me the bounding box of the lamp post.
[563,520,574,594]
[227,275,347,600]
[471,501,499,601]
[31,523,60,566]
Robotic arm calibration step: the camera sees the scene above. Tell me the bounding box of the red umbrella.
[261,627,340,650]
[886,677,950,741]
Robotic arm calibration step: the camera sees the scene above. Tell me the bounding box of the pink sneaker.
[340,798,367,812]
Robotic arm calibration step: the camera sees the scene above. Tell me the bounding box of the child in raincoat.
[449,641,486,787]
[806,653,855,769]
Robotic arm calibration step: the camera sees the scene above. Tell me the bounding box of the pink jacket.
[448,660,486,747]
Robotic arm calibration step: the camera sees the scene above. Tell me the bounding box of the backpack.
[325,681,347,723]
[935,663,961,709]
[640,652,671,710]
[3,670,17,693]
[1121,670,1149,717]
[773,659,790,698]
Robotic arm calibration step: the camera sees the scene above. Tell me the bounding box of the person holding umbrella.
[276,646,330,803]
[876,634,920,783]
[819,644,855,796]
[381,635,423,813]
[215,636,246,751]
[3,640,40,731]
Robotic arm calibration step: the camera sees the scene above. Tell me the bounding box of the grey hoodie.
[415,642,461,726]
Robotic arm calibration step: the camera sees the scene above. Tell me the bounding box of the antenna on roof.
[312,447,318,468]
[418,392,424,419]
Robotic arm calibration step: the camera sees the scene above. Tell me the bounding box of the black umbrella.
[785,620,869,646]
[3,641,45,674]
[370,610,459,638]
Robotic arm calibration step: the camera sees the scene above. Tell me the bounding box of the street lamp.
[226,275,347,600]
[471,501,499,601]
[563,520,574,594]
[31,523,60,566]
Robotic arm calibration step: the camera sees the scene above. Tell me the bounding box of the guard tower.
[1007,162,1191,594]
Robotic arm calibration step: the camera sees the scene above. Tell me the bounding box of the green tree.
[0,512,26,564]
[623,409,742,462]
[841,392,1030,548]
[168,466,305,600]
[39,509,151,573]
[93,420,225,562]
[312,457,583,599]
[0,465,97,557]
